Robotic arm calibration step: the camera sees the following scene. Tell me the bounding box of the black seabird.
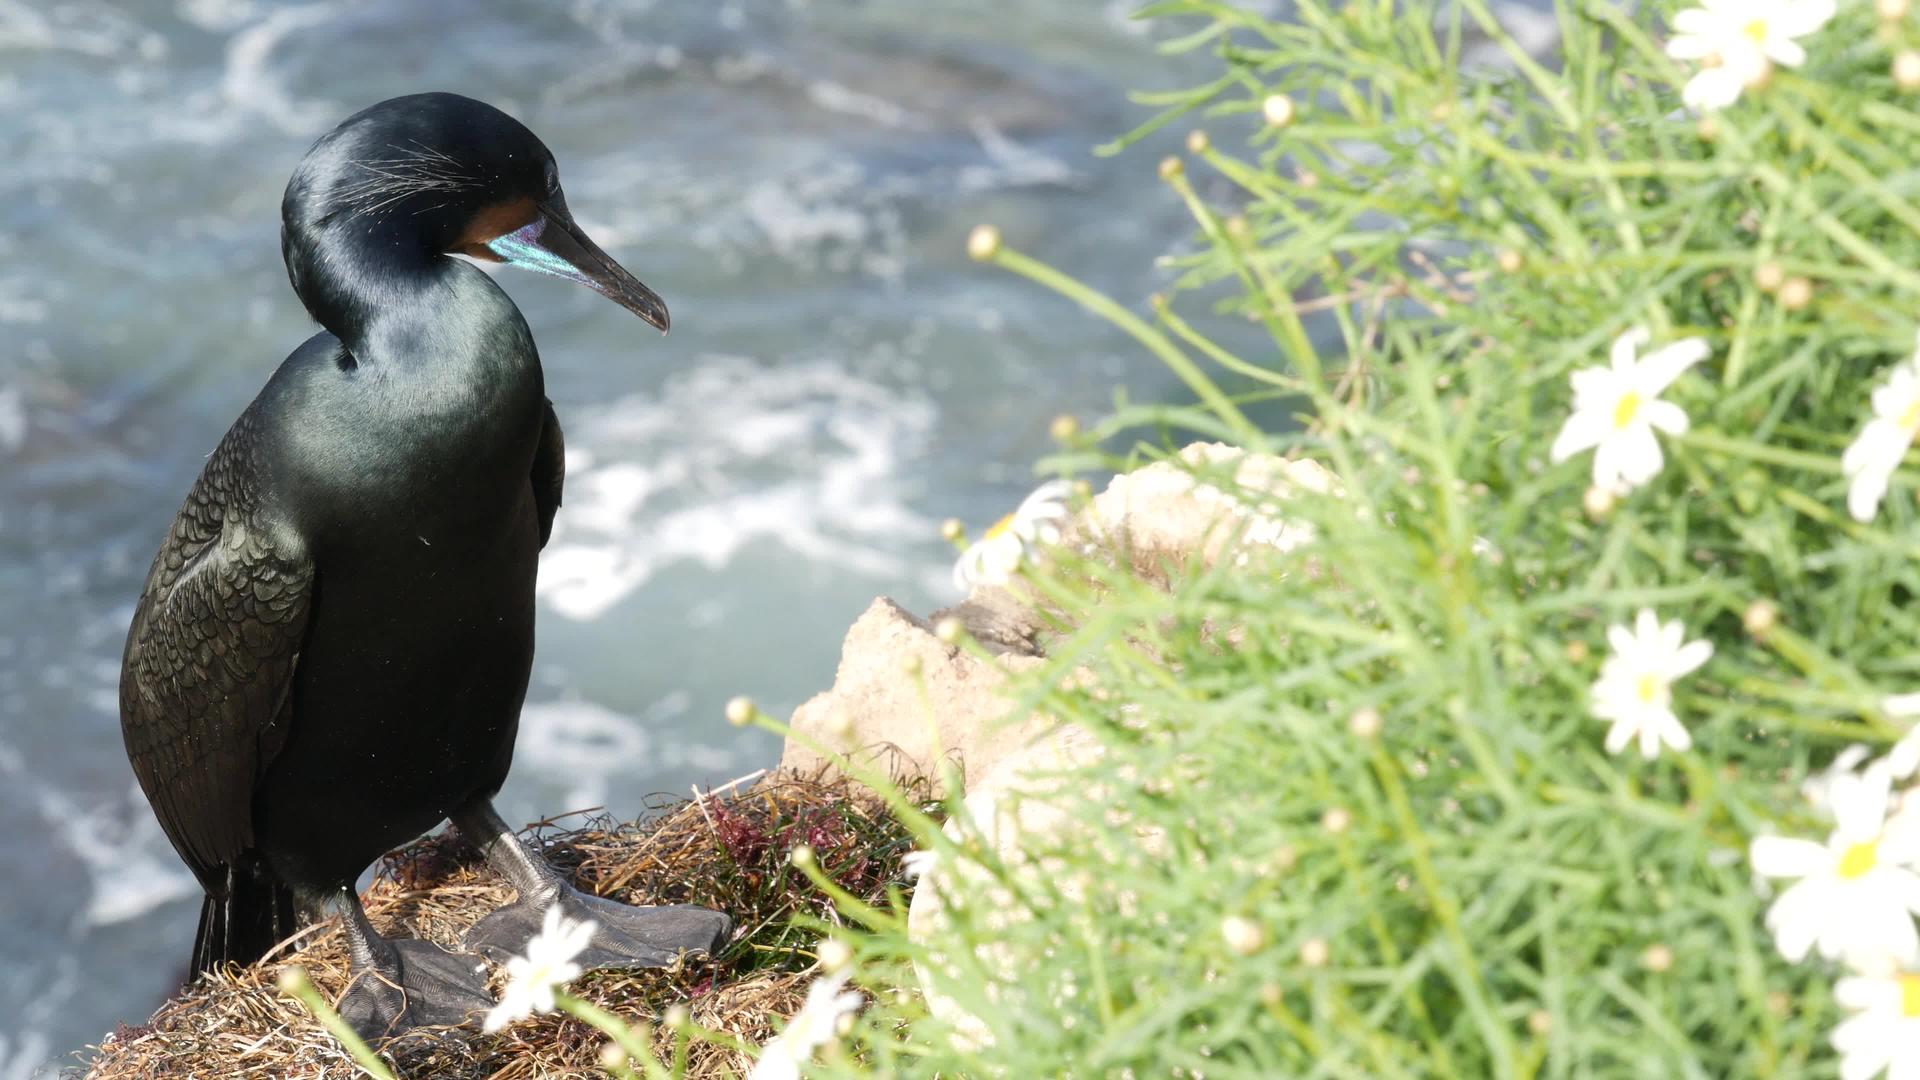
[118,92,730,1038]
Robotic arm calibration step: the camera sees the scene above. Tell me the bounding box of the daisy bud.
[1896,51,1920,90]
[1694,115,1718,143]
[1765,990,1791,1017]
[817,937,854,971]
[1429,100,1455,123]
[1526,1009,1552,1036]
[1259,982,1283,1006]
[1753,261,1785,293]
[1777,276,1814,311]
[1879,0,1910,20]
[1321,807,1351,834]
[1298,937,1330,967]
[724,695,755,727]
[1225,215,1251,241]
[1221,915,1266,956]
[1641,943,1674,973]
[835,1012,856,1037]
[663,1005,690,1029]
[791,844,816,869]
[1158,155,1184,181]
[939,517,964,543]
[1296,168,1320,191]
[1186,129,1210,154]
[1742,599,1779,637]
[934,617,965,645]
[1272,843,1298,872]
[1072,479,1093,500]
[966,223,1002,262]
[1049,414,1080,442]
[1564,640,1590,664]
[1582,485,1617,520]
[1496,248,1523,274]
[1263,93,1298,128]
[275,966,311,995]
[1348,706,1382,739]
[825,708,854,737]
[599,1043,628,1069]
[900,653,923,677]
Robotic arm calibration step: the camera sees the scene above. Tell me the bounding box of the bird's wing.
[532,397,565,548]
[119,413,313,892]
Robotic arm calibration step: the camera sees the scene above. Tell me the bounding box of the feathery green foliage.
[796,0,1920,1076]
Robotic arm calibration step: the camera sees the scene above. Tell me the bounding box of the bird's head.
[283,92,668,333]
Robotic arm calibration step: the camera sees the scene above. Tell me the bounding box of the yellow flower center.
[1613,390,1642,430]
[1838,840,1880,880]
[983,513,1016,541]
[1903,975,1920,1018]
[1743,19,1770,44]
[1901,397,1920,432]
[1635,674,1665,705]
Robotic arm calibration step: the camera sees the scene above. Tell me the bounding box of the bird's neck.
[285,227,534,380]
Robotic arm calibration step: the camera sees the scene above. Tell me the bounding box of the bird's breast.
[271,357,546,558]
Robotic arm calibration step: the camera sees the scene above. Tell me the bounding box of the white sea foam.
[0,0,156,58]
[0,1029,48,1080]
[743,163,878,266]
[515,698,656,810]
[959,118,1075,193]
[0,387,25,454]
[537,355,936,621]
[177,0,261,32]
[35,784,200,927]
[219,3,337,135]
[807,79,922,130]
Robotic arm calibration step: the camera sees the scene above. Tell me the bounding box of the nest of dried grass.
[83,770,922,1079]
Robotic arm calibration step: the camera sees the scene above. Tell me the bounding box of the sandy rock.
[1080,441,1333,580]
[904,724,1166,1048]
[778,597,1054,794]
[778,443,1329,793]
[903,724,1104,1049]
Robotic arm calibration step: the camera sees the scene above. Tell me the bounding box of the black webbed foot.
[464,884,733,971]
[335,937,494,1042]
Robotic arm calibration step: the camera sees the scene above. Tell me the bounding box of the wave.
[538,355,938,622]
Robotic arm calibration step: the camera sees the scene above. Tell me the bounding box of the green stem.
[276,967,398,1080]
[989,246,1266,449]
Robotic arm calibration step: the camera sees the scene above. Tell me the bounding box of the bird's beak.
[483,202,670,333]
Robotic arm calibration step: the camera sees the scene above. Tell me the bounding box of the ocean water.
[0,0,1554,1071]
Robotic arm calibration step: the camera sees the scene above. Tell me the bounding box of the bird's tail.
[192,860,301,974]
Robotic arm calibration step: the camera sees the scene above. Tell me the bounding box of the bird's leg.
[329,887,493,1041]
[453,798,733,970]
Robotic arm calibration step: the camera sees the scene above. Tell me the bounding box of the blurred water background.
[0,0,1554,1071]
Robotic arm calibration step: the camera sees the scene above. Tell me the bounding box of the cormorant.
[118,92,731,1038]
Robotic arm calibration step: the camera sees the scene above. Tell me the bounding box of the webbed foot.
[335,937,494,1042]
[465,884,732,970]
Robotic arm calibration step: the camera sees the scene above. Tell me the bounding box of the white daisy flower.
[1832,969,1920,1080]
[1665,0,1836,111]
[1842,337,1920,523]
[1806,744,1877,819]
[1751,763,1920,967]
[1549,329,1709,494]
[482,907,598,1032]
[952,480,1073,592]
[1589,608,1714,759]
[901,848,939,880]
[750,968,864,1080]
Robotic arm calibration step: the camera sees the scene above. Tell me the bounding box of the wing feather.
[118,411,312,891]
